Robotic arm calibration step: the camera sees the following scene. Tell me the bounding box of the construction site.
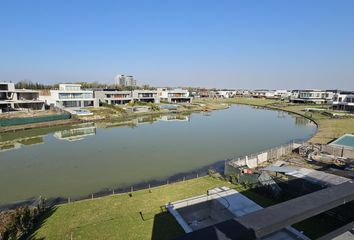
[171,135,354,239]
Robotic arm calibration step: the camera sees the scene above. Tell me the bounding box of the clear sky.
[0,0,353,89]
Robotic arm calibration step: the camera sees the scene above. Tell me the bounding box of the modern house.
[95,90,133,105]
[40,84,97,108]
[132,90,160,103]
[265,90,291,100]
[290,89,334,104]
[0,82,45,112]
[331,91,354,112]
[158,88,192,103]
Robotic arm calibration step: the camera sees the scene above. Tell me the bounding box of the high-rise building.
[114,74,137,87]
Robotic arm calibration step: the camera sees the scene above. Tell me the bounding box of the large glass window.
[63,101,81,107]
[65,86,81,91]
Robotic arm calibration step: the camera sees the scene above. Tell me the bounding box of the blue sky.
[0,0,353,89]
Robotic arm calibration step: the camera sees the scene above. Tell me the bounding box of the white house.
[157,88,192,103]
[331,91,354,112]
[132,90,160,103]
[215,90,236,99]
[0,82,45,112]
[95,90,133,105]
[40,84,97,108]
[290,89,334,104]
[265,90,291,99]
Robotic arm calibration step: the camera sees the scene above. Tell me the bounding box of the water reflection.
[0,113,191,152]
[53,124,96,142]
[295,115,316,127]
[158,115,190,122]
[0,136,44,152]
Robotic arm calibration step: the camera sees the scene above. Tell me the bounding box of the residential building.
[265,90,291,99]
[196,89,214,98]
[40,84,97,108]
[132,90,160,103]
[0,82,45,112]
[114,74,137,87]
[235,89,252,97]
[331,91,354,112]
[215,90,236,99]
[290,89,335,104]
[157,88,192,103]
[95,90,133,105]
[251,90,269,98]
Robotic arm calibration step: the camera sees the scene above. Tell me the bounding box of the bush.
[101,102,126,114]
[0,198,46,240]
[148,103,160,111]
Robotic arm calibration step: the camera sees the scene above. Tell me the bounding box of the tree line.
[14,80,156,90]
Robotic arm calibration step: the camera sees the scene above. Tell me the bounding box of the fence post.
[197,173,199,178]
[68,197,70,204]
[148,184,151,193]
[112,189,115,195]
[91,194,93,200]
[183,176,185,181]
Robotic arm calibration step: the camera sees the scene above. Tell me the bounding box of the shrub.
[0,198,46,240]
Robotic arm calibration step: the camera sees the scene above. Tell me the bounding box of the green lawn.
[29,175,346,240]
[194,97,278,106]
[31,177,234,240]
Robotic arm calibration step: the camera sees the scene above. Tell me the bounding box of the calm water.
[0,105,316,205]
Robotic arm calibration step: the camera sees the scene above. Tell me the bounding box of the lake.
[0,105,316,205]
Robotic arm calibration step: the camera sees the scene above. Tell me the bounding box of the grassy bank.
[30,177,232,240]
[84,101,229,121]
[29,176,283,240]
[0,102,229,133]
[28,175,347,240]
[195,98,354,144]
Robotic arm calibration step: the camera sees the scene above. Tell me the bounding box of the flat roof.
[177,181,354,240]
[170,187,308,240]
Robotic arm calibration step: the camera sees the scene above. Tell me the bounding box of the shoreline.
[0,103,229,133]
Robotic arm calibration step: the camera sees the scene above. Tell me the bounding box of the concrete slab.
[168,187,309,240]
[263,166,350,186]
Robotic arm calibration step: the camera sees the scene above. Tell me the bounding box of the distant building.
[265,90,291,100]
[290,89,334,104]
[331,91,354,112]
[0,82,45,112]
[251,90,269,98]
[114,74,137,87]
[40,84,97,108]
[235,89,252,97]
[157,88,192,103]
[215,90,236,99]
